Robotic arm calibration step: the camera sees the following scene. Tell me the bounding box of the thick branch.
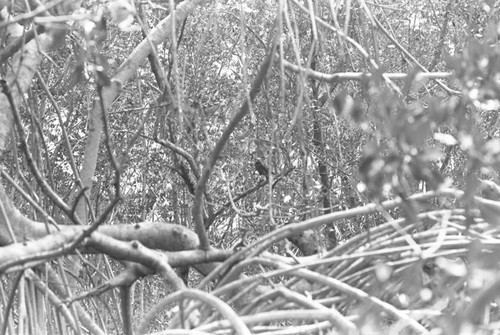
[0,221,204,272]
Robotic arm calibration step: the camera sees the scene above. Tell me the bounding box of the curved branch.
[137,289,252,335]
[86,232,186,290]
[197,188,464,289]
[153,136,201,180]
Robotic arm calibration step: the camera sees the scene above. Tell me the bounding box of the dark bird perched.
[254,160,269,178]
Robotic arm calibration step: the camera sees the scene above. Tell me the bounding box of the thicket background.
[1,0,500,334]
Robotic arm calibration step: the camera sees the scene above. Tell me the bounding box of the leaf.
[108,0,135,21]
[477,197,500,226]
[374,262,393,282]
[46,23,68,49]
[331,90,352,116]
[435,257,467,277]
[68,64,86,89]
[433,133,457,146]
[118,16,140,32]
[419,148,443,162]
[484,20,500,43]
[108,0,138,31]
[479,179,500,201]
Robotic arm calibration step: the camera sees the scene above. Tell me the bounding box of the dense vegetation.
[1,0,500,334]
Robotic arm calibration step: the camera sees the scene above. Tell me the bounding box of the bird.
[254,160,269,178]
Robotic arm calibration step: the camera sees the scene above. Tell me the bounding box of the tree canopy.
[1,0,500,334]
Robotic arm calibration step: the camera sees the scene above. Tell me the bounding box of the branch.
[360,0,459,94]
[24,270,79,331]
[247,188,464,257]
[137,289,252,335]
[153,136,200,180]
[0,221,202,272]
[44,265,107,335]
[196,188,464,289]
[1,80,74,216]
[0,25,46,66]
[192,44,277,249]
[66,248,232,305]
[77,0,210,224]
[85,232,186,290]
[427,0,453,71]
[207,168,293,226]
[0,18,54,152]
[288,0,403,93]
[282,59,452,83]
[120,285,134,335]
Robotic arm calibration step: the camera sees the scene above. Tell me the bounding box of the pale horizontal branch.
[282,59,452,83]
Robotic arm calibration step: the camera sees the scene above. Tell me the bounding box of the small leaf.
[434,133,457,146]
[419,148,443,161]
[108,0,138,31]
[374,262,393,282]
[435,257,467,277]
[68,64,86,88]
[45,23,68,49]
[331,90,353,116]
[477,197,500,226]
[479,179,500,201]
[108,0,135,21]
